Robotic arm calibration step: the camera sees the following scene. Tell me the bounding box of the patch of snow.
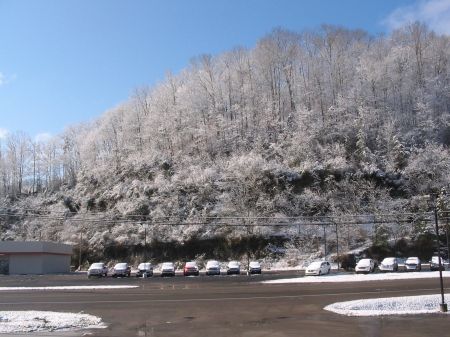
[262,270,450,284]
[0,311,105,333]
[325,294,450,316]
[0,285,138,291]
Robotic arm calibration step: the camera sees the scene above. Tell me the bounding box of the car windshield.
[138,263,151,269]
[406,258,419,263]
[207,261,219,267]
[250,262,260,267]
[308,262,322,268]
[162,263,173,268]
[228,261,239,266]
[90,263,103,269]
[358,259,371,266]
[382,258,396,263]
[115,263,127,268]
[186,262,197,267]
[432,257,441,262]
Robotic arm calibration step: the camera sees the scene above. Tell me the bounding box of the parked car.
[404,257,421,272]
[160,262,176,277]
[135,262,153,277]
[355,258,375,274]
[87,262,108,278]
[249,261,262,274]
[305,261,331,276]
[379,257,399,272]
[183,262,199,276]
[340,254,357,271]
[111,263,131,277]
[429,256,445,271]
[226,261,240,275]
[205,260,221,276]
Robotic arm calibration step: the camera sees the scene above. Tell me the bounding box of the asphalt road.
[1,270,449,336]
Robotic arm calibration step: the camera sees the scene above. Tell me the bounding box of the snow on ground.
[262,270,450,284]
[0,285,138,291]
[0,286,139,333]
[263,270,450,316]
[0,311,105,333]
[324,294,450,316]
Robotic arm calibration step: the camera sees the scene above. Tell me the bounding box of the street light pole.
[335,223,339,270]
[433,205,447,312]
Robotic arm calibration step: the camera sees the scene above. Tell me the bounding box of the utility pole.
[78,232,82,271]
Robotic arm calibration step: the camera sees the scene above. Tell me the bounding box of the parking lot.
[1,269,450,336]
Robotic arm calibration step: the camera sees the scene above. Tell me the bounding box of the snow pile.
[325,294,450,316]
[262,270,450,284]
[0,311,105,333]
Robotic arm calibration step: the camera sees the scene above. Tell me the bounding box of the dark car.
[111,263,131,277]
[87,262,108,278]
[429,256,445,271]
[135,262,153,277]
[183,262,199,276]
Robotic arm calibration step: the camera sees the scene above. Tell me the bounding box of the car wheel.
[318,270,322,276]
[87,275,90,278]
[327,268,330,274]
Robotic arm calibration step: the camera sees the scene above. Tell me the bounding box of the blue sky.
[1,0,450,142]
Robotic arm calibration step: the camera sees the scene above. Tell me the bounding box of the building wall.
[10,254,44,274]
[0,241,73,274]
[43,253,71,274]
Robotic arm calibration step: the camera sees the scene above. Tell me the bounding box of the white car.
[226,261,240,275]
[205,260,221,275]
[160,262,175,277]
[379,257,398,272]
[355,258,374,274]
[305,261,331,276]
[249,261,262,274]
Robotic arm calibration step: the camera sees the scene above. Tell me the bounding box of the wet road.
[1,271,449,336]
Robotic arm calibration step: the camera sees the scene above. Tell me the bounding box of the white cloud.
[0,72,3,85]
[0,128,9,139]
[35,132,53,143]
[383,0,450,34]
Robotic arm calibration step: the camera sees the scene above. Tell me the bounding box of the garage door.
[0,254,9,274]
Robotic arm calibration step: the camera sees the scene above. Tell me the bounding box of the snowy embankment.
[263,271,450,316]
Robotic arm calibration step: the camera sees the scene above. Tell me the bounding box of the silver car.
[136,263,153,277]
[379,257,398,272]
[404,257,421,272]
[87,262,108,278]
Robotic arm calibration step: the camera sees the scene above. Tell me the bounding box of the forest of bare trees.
[1,22,449,265]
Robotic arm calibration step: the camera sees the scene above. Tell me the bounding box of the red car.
[183,262,199,276]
